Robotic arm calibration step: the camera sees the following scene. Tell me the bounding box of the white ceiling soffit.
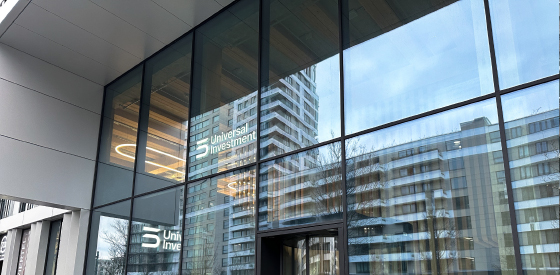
[0,0,233,85]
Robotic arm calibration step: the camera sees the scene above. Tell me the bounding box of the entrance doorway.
[258,225,343,275]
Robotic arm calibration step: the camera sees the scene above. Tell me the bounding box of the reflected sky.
[501,80,559,122]
[344,0,493,134]
[346,98,498,153]
[314,54,341,140]
[489,0,559,89]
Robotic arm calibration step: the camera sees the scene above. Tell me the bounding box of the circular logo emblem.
[0,235,7,254]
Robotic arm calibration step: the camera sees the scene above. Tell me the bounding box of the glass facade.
[134,35,193,195]
[44,220,62,275]
[87,0,559,274]
[259,142,343,230]
[489,0,559,89]
[127,188,184,274]
[501,80,559,274]
[346,99,515,274]
[182,167,256,275]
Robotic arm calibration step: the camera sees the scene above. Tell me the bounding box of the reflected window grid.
[88,0,559,275]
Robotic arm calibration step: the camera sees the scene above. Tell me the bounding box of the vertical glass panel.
[181,167,256,275]
[346,100,516,274]
[282,237,307,275]
[135,35,193,194]
[44,220,62,275]
[259,142,343,230]
[188,1,259,180]
[309,236,338,275]
[98,66,143,169]
[94,66,143,206]
[0,234,6,261]
[127,187,184,274]
[501,80,559,274]
[342,0,493,134]
[489,1,559,89]
[17,229,31,274]
[260,0,341,159]
[85,200,131,275]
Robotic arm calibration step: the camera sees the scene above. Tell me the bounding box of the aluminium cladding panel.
[0,136,95,210]
[0,43,103,210]
[0,78,100,160]
[0,44,103,113]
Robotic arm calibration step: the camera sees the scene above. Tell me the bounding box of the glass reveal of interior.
[187,0,259,180]
[134,34,193,194]
[94,66,143,206]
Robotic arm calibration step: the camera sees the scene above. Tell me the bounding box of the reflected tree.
[420,209,458,275]
[98,219,128,275]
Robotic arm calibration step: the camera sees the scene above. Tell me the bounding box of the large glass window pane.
[489,1,559,89]
[94,66,143,206]
[188,1,259,180]
[501,80,559,274]
[44,220,62,275]
[343,0,493,134]
[127,187,184,274]
[260,0,341,159]
[259,142,343,230]
[134,35,193,195]
[85,200,131,275]
[346,100,516,274]
[181,167,256,275]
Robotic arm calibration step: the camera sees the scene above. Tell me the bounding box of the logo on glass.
[141,227,181,251]
[196,123,256,159]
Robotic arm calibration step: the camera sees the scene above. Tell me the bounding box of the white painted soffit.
[0,0,233,85]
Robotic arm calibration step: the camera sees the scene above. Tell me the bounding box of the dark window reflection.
[94,66,143,206]
[134,35,193,194]
[44,220,62,275]
[188,0,259,180]
[127,188,184,275]
[259,142,343,230]
[342,0,493,134]
[182,167,256,275]
[489,0,559,89]
[85,201,131,275]
[260,0,341,159]
[346,99,515,274]
[501,80,559,274]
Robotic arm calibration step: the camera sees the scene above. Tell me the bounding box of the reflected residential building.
[345,105,559,275]
[182,168,257,275]
[501,82,560,274]
[184,65,321,275]
[187,65,320,180]
[346,115,508,274]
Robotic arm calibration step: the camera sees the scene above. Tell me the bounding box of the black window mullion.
[483,0,523,273]
[254,0,266,273]
[179,30,197,275]
[338,0,349,274]
[306,235,310,275]
[123,63,146,275]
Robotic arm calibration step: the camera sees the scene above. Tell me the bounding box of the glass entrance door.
[260,227,341,275]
